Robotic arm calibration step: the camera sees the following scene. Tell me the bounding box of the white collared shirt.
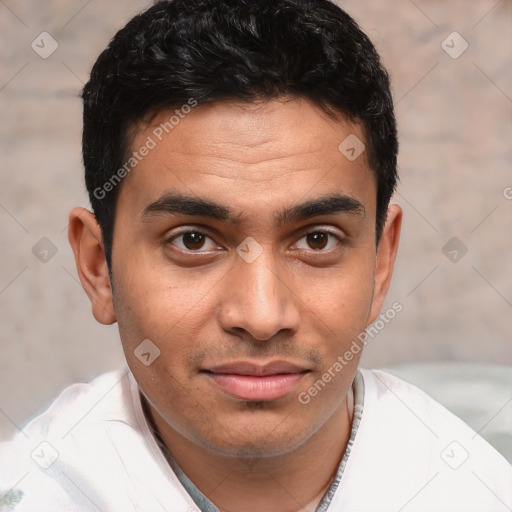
[0,368,510,511]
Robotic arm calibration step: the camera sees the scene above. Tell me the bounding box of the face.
[80,98,400,458]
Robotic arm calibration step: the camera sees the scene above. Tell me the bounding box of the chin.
[195,418,314,460]
[206,438,303,460]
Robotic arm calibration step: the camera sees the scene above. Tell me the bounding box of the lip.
[203,361,309,401]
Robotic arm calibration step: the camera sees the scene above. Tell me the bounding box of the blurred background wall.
[0,0,511,439]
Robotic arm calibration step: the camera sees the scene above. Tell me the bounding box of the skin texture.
[69,97,402,512]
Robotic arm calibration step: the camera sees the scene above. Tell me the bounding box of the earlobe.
[68,207,116,325]
[368,204,402,324]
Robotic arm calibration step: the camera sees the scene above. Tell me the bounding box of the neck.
[143,392,353,512]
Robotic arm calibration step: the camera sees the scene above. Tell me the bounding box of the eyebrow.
[275,194,365,226]
[141,192,365,226]
[142,193,236,223]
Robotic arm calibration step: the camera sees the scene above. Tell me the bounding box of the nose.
[218,250,301,342]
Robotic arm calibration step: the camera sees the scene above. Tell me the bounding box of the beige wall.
[0,0,510,439]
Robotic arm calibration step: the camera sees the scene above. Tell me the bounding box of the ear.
[368,204,402,324]
[68,207,116,325]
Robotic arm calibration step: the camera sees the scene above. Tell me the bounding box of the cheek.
[113,276,203,418]
[112,261,220,392]
[302,254,375,334]
[113,255,208,335]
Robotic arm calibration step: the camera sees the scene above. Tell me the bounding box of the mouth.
[201,361,310,401]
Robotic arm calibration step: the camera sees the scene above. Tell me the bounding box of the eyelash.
[166,228,343,254]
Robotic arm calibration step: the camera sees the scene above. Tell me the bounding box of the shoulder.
[0,370,153,510]
[20,369,132,439]
[0,369,192,511]
[360,367,509,451]
[335,368,512,511]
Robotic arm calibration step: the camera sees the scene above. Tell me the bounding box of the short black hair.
[82,0,398,269]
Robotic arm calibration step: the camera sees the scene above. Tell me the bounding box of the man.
[1,0,510,510]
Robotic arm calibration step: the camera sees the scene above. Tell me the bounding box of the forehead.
[118,98,376,219]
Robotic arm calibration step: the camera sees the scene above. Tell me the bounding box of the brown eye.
[182,232,206,250]
[169,231,218,252]
[293,230,341,253]
[306,232,329,250]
